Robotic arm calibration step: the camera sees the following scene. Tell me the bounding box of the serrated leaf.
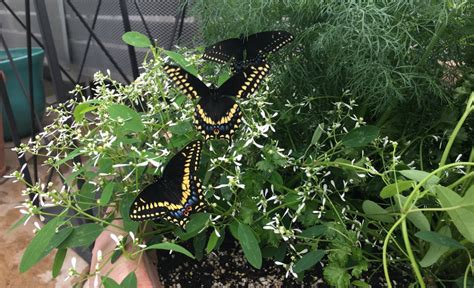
[52,249,67,278]
[434,185,474,242]
[122,31,151,48]
[99,182,115,206]
[120,271,137,288]
[20,216,64,273]
[206,230,220,253]
[419,226,452,267]
[362,200,394,223]
[144,242,195,259]
[342,125,379,148]
[323,265,351,287]
[380,180,415,199]
[293,250,325,273]
[164,50,198,76]
[238,223,262,269]
[415,230,464,249]
[59,224,104,248]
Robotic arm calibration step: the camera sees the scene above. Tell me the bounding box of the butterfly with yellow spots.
[203,30,294,72]
[163,62,270,141]
[129,140,205,228]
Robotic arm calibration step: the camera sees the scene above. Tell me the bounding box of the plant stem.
[438,92,474,176]
[401,219,426,287]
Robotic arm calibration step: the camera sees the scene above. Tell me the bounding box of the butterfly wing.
[245,31,294,60]
[164,65,209,100]
[194,96,241,141]
[203,38,244,64]
[129,141,205,227]
[218,62,271,99]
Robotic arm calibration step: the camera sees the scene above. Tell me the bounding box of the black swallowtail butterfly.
[129,140,205,227]
[164,62,270,141]
[203,30,294,72]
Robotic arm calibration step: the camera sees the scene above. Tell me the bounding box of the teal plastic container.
[0,47,45,140]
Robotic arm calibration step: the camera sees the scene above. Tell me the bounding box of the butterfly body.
[129,141,205,227]
[203,30,294,72]
[164,63,270,141]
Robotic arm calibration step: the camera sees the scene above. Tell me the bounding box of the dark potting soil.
[155,236,412,287]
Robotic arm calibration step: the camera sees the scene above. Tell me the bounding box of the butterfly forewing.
[129,141,205,227]
[203,38,244,64]
[246,31,294,60]
[218,62,271,99]
[164,65,209,100]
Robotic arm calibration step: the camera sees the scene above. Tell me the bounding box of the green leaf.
[434,185,474,242]
[311,124,324,146]
[415,230,464,249]
[52,248,67,278]
[182,213,210,239]
[217,71,231,86]
[238,223,262,269]
[352,280,371,287]
[163,50,198,76]
[107,104,145,132]
[120,271,137,288]
[342,125,379,148]
[20,216,64,273]
[54,148,82,167]
[144,242,195,259]
[78,182,96,210]
[399,170,440,186]
[7,214,29,233]
[122,31,151,48]
[395,195,430,231]
[206,229,220,253]
[323,265,351,287]
[362,200,394,223]
[169,121,193,136]
[300,225,328,238]
[293,250,325,273]
[380,180,415,199]
[120,193,139,233]
[419,226,452,267]
[193,232,207,260]
[73,102,97,122]
[111,249,122,264]
[59,224,104,248]
[99,182,115,206]
[102,277,121,288]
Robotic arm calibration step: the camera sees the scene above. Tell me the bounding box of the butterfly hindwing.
[164,65,209,100]
[218,62,271,99]
[129,141,205,227]
[194,96,242,141]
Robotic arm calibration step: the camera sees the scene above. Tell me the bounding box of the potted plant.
[11,22,474,287]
